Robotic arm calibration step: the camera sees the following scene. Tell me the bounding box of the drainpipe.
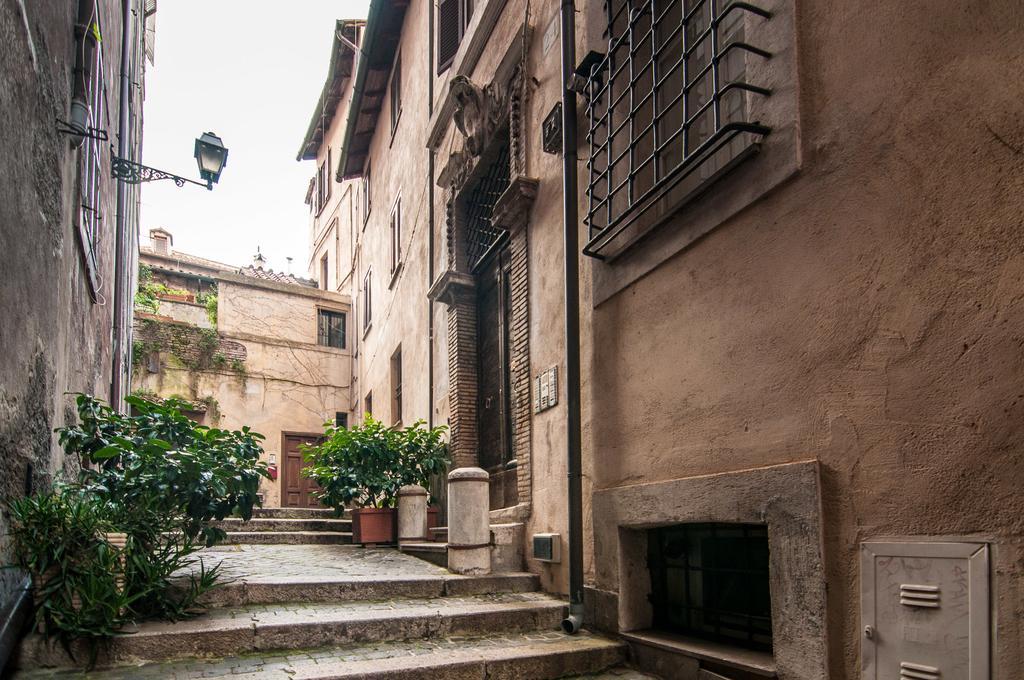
[110,0,134,410]
[427,0,436,431]
[559,0,584,635]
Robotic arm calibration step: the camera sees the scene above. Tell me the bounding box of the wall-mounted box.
[532,533,561,563]
[861,541,990,680]
[534,366,558,413]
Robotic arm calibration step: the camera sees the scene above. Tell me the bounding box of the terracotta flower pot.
[351,507,396,545]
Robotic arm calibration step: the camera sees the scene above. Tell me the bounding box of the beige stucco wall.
[584,1,1024,678]
[133,272,352,508]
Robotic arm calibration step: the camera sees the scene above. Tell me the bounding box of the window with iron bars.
[78,19,106,293]
[582,0,773,259]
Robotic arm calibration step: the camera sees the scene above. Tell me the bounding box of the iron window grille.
[437,0,474,74]
[317,309,346,349]
[647,523,773,652]
[78,20,106,290]
[463,139,512,272]
[582,0,773,259]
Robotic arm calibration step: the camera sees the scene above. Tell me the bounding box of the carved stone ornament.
[450,75,508,159]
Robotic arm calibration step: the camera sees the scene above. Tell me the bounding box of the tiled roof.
[238,265,318,288]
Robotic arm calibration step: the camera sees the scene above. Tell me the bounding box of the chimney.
[252,247,267,270]
[149,228,173,255]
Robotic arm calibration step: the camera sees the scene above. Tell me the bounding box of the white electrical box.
[534,367,558,414]
[532,533,561,563]
[861,541,990,680]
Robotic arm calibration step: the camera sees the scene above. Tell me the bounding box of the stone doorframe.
[428,31,537,511]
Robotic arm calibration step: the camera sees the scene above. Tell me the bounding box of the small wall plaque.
[542,103,562,155]
[534,366,559,413]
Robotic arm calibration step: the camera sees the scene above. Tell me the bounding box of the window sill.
[388,262,403,289]
[621,630,776,678]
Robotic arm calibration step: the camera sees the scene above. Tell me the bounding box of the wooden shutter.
[437,0,460,73]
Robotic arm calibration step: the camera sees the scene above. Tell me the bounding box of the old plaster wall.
[0,0,143,633]
[585,1,1024,678]
[352,0,434,431]
[133,276,351,507]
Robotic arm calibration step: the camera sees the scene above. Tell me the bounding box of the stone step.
[212,517,352,533]
[398,541,448,568]
[16,593,570,670]
[12,631,627,679]
[251,507,344,520]
[428,526,448,542]
[220,531,353,545]
[194,570,541,608]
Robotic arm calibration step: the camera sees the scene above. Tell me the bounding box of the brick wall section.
[446,291,479,468]
[134,318,247,367]
[508,224,531,504]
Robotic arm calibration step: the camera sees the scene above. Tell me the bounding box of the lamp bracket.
[55,118,108,142]
[110,154,210,189]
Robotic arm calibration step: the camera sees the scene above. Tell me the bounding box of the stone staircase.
[11,540,643,678]
[212,507,353,546]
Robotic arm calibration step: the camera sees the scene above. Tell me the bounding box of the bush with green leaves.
[301,416,449,513]
[7,394,270,649]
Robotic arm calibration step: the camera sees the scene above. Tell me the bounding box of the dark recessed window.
[364,391,373,418]
[390,197,402,276]
[317,309,346,349]
[390,54,402,136]
[647,523,772,652]
[335,412,348,428]
[390,346,402,426]
[362,269,372,331]
[437,0,473,73]
[362,161,372,225]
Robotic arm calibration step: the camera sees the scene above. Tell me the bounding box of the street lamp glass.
[194,132,228,185]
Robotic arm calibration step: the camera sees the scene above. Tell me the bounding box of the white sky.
[141,0,370,275]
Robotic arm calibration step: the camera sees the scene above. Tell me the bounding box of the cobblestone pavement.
[173,544,451,583]
[18,631,634,679]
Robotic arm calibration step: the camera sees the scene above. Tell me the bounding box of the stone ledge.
[621,630,776,677]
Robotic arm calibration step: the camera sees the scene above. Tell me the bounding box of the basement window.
[437,0,473,74]
[647,523,772,652]
[582,0,773,259]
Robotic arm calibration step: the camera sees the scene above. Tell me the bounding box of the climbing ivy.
[134,264,191,315]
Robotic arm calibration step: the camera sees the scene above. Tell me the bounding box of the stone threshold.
[16,593,569,670]
[621,630,776,677]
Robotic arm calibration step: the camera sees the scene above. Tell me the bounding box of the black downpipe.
[110,0,133,409]
[559,0,585,634]
[427,0,436,431]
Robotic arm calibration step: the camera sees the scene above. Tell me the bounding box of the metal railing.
[582,0,773,258]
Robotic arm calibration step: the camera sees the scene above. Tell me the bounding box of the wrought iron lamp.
[111,132,228,190]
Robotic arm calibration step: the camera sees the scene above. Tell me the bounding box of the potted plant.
[302,416,449,545]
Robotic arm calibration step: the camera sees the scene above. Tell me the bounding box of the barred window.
[78,20,106,292]
[583,0,772,259]
[317,309,346,349]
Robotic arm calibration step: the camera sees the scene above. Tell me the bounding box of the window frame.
[316,308,347,350]
[389,53,402,138]
[362,268,373,334]
[361,161,372,228]
[390,346,402,426]
[315,148,333,216]
[389,195,402,283]
[76,19,106,299]
[437,0,474,74]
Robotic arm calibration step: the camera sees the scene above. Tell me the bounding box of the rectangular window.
[647,523,772,652]
[364,391,373,418]
[315,148,332,214]
[582,0,772,258]
[390,197,402,277]
[362,268,372,331]
[390,346,402,426]
[390,54,402,136]
[361,161,372,225]
[437,0,473,73]
[317,309,346,349]
[335,412,349,428]
[78,23,105,294]
[320,252,329,290]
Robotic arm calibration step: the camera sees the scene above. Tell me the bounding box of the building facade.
[304,1,1023,678]
[0,0,152,667]
[134,231,352,508]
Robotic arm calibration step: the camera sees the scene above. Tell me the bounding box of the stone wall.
[0,0,146,664]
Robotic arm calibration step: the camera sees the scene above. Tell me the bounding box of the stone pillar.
[446,467,491,574]
[397,485,429,544]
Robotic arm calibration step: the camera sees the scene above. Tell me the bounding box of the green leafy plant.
[301,416,449,513]
[8,394,270,651]
[134,265,191,315]
[196,285,218,325]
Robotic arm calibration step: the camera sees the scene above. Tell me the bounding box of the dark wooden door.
[283,434,324,508]
[476,249,518,510]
